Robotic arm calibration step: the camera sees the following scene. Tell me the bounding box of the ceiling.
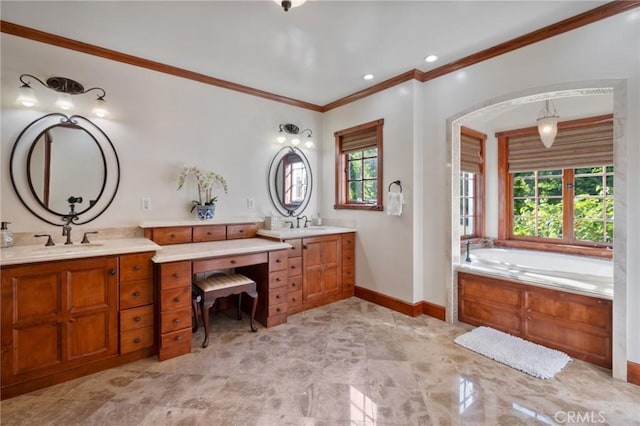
[1,1,610,107]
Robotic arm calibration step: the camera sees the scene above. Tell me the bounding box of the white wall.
[321,81,416,303]
[1,34,322,234]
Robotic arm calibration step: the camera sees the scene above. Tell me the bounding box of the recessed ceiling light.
[363,74,374,80]
[425,55,438,63]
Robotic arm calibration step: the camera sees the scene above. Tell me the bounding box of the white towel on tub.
[387,192,404,216]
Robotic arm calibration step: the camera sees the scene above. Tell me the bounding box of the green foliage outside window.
[512,166,613,243]
[348,148,378,202]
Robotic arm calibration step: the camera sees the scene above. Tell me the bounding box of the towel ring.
[388,180,402,193]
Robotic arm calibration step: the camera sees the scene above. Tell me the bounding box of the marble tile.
[2,298,639,426]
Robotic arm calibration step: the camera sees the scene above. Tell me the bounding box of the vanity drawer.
[268,286,288,306]
[342,233,355,250]
[193,225,226,242]
[120,326,154,354]
[288,276,302,293]
[289,290,302,308]
[269,269,288,289]
[120,305,154,331]
[288,257,302,277]
[160,328,191,349]
[120,279,153,309]
[193,252,268,273]
[120,252,153,281]
[342,266,355,283]
[268,303,287,317]
[153,227,193,245]
[286,239,302,257]
[160,286,191,312]
[342,248,355,266]
[227,224,258,239]
[160,308,191,333]
[269,250,288,272]
[159,261,192,289]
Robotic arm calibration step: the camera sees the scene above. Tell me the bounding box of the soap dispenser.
[1,221,14,248]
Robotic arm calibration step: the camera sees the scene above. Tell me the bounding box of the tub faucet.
[465,240,471,262]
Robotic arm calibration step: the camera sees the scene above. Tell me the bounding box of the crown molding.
[2,1,638,113]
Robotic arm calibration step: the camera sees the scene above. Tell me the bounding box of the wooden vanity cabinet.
[143,223,258,244]
[302,234,341,305]
[119,252,155,354]
[341,233,356,295]
[156,261,192,361]
[1,256,119,397]
[286,239,304,314]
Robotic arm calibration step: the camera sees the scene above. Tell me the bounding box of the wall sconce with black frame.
[16,74,109,118]
[276,123,314,148]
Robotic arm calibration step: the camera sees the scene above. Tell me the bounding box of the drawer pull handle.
[291,283,297,287]
[134,337,141,344]
[134,317,142,322]
[173,297,181,303]
[276,259,282,263]
[230,260,237,264]
[292,298,297,302]
[239,229,244,233]
[276,308,281,313]
[173,273,181,279]
[276,295,280,299]
[170,234,176,238]
[290,265,296,269]
[526,317,531,321]
[176,336,182,341]
[303,245,308,250]
[109,269,117,276]
[133,265,141,271]
[173,319,180,324]
[275,277,281,282]
[133,291,141,297]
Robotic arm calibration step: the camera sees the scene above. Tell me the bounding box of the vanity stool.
[193,273,258,348]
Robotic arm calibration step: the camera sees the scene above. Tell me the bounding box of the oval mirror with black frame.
[268,146,312,217]
[10,113,120,226]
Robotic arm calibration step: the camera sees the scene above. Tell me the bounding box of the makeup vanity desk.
[149,233,291,361]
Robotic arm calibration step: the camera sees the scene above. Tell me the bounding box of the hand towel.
[387,192,404,216]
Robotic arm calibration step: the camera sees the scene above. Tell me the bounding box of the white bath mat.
[454,326,572,379]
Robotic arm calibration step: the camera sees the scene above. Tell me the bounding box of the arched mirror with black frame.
[10,113,120,226]
[268,146,312,217]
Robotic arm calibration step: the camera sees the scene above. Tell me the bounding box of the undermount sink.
[33,243,104,253]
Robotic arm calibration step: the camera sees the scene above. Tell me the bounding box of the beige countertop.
[151,238,291,263]
[257,225,356,240]
[0,238,161,267]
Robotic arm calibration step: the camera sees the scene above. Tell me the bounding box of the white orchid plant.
[177,166,228,212]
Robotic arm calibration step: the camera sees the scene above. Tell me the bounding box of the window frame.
[497,115,614,256]
[334,119,384,211]
[460,126,486,240]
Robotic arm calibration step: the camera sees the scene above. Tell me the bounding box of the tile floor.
[1,298,639,425]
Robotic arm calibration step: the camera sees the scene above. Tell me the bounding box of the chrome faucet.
[296,215,309,228]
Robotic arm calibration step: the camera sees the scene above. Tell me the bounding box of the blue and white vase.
[195,204,216,220]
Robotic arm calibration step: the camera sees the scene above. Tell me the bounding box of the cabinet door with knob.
[1,257,118,388]
[302,235,341,303]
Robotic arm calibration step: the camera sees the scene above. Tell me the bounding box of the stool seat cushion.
[195,274,255,293]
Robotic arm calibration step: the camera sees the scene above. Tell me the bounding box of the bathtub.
[456,247,613,299]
